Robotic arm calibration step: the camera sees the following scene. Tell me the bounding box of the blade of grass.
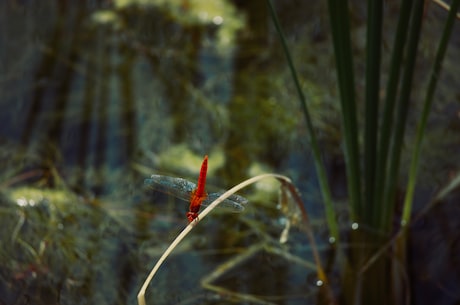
[266,0,339,242]
[402,0,460,226]
[137,174,330,305]
[381,0,425,232]
[327,0,362,221]
[374,0,413,230]
[362,10,385,303]
[433,0,460,19]
[364,0,382,225]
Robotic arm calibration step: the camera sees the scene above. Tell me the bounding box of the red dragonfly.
[144,155,248,222]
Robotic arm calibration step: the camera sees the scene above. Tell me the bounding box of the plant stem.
[364,0,382,225]
[327,0,362,221]
[266,0,339,242]
[138,174,330,305]
[374,0,413,230]
[381,0,424,232]
[402,0,460,226]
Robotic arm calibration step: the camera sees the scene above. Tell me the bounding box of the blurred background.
[0,0,459,304]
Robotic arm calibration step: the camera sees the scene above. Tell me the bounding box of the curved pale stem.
[137,173,327,305]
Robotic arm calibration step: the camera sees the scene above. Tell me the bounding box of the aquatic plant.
[267,0,460,304]
[138,171,333,305]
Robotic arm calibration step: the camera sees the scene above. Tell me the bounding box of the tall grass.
[267,0,460,304]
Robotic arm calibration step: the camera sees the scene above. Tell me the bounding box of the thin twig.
[432,0,460,19]
[137,173,329,305]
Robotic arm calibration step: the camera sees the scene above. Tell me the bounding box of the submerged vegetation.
[1,0,459,304]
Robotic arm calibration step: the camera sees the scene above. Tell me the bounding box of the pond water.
[1,1,459,305]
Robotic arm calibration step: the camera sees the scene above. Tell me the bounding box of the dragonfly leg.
[187,211,199,222]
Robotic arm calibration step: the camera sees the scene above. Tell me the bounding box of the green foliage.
[267,0,339,243]
[268,0,460,304]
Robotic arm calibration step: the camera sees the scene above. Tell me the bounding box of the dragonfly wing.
[204,192,248,212]
[145,174,248,213]
[144,175,196,202]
